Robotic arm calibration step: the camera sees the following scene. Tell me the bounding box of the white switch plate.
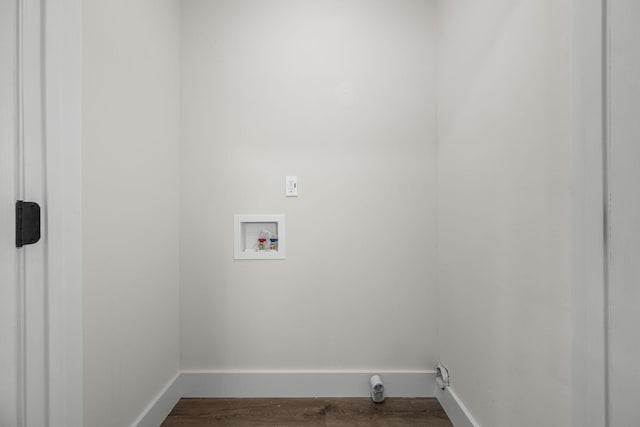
[285,176,298,197]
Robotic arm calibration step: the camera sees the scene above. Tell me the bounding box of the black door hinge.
[16,201,41,248]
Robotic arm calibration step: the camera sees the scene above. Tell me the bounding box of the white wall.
[436,1,573,426]
[180,0,439,371]
[571,1,607,425]
[608,0,640,424]
[82,0,181,425]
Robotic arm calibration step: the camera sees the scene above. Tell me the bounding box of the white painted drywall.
[180,0,439,371]
[571,1,607,426]
[607,0,640,425]
[82,0,181,425]
[436,1,573,426]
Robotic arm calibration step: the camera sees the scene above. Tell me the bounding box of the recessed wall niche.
[233,214,286,260]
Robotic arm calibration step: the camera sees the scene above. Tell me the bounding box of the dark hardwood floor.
[161,398,453,426]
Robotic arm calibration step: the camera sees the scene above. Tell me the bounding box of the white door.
[0,3,20,425]
[1,0,49,425]
[607,0,640,425]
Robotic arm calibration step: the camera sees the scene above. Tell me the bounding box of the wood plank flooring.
[161,398,453,426]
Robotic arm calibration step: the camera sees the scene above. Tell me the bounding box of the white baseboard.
[180,371,437,398]
[437,386,480,427]
[134,370,437,426]
[132,373,181,427]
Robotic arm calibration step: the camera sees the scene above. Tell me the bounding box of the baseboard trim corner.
[132,372,181,427]
[437,386,480,427]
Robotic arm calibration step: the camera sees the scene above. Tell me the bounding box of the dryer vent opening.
[436,363,450,390]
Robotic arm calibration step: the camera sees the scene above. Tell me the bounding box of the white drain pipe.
[370,374,385,403]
